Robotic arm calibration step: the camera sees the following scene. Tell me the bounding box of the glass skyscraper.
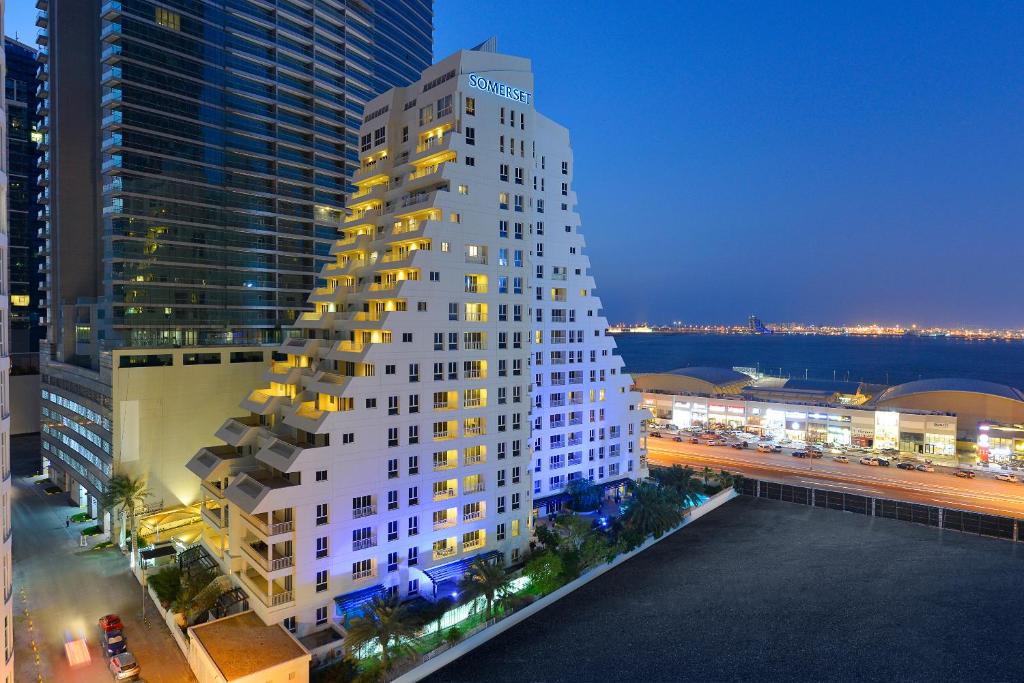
[36,0,433,520]
[97,0,433,347]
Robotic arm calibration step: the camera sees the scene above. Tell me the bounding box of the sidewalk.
[11,435,195,683]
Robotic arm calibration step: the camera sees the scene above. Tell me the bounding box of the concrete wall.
[9,373,39,434]
[111,347,269,509]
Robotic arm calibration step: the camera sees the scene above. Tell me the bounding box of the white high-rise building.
[1,13,15,682]
[188,42,646,639]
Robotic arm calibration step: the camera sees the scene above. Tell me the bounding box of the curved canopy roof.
[877,378,1024,403]
[668,367,750,386]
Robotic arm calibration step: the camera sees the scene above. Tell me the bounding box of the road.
[647,437,1024,517]
[11,436,195,683]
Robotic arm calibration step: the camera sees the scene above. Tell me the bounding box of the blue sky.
[7,1,1023,326]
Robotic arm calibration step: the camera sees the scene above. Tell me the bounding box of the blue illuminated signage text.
[467,73,531,105]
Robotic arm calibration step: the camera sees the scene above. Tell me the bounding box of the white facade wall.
[189,47,645,638]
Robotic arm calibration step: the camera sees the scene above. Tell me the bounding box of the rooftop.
[876,378,1024,403]
[668,366,751,386]
[190,611,308,681]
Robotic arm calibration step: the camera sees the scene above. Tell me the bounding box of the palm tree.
[564,478,602,512]
[717,470,735,489]
[103,474,151,569]
[459,559,510,620]
[622,482,683,539]
[700,466,715,486]
[652,465,704,507]
[344,594,420,672]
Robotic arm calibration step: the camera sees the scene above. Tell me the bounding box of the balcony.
[352,505,377,519]
[215,415,262,448]
[433,488,456,502]
[432,546,456,561]
[238,568,294,609]
[200,502,226,529]
[462,511,483,522]
[345,206,386,224]
[411,134,453,163]
[463,454,485,466]
[463,538,485,553]
[464,483,486,494]
[352,567,375,581]
[239,509,294,539]
[432,460,455,472]
[186,444,249,482]
[279,336,322,358]
[265,361,304,385]
[240,389,288,415]
[352,536,377,551]
[353,161,389,183]
[294,310,336,330]
[433,518,456,531]
[224,472,299,516]
[241,540,293,574]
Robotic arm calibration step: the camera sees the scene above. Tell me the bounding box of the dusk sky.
[7,1,1023,327]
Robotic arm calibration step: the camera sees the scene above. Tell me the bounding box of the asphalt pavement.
[11,435,195,683]
[647,436,1024,517]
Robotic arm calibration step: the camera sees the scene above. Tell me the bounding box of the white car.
[756,444,773,453]
[860,457,879,466]
[833,455,849,463]
[996,473,1018,482]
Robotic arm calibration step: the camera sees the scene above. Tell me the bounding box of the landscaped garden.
[316,466,741,682]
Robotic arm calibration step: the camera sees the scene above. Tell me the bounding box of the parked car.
[875,458,891,467]
[757,444,773,453]
[731,442,748,450]
[792,451,808,458]
[916,464,935,472]
[996,472,1018,482]
[896,462,917,470]
[954,469,976,479]
[808,450,824,459]
[102,629,128,657]
[860,457,879,466]
[771,444,782,452]
[690,437,700,444]
[109,652,141,680]
[706,440,724,447]
[833,455,849,463]
[98,614,123,633]
[650,432,662,438]
[672,436,683,442]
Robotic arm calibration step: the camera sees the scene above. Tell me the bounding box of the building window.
[316,503,328,526]
[315,469,328,482]
[409,425,420,445]
[408,456,419,475]
[408,516,419,536]
[155,7,181,30]
[408,486,419,505]
[316,570,328,592]
[388,490,399,510]
[283,616,296,633]
[496,523,506,541]
[388,429,399,448]
[388,551,399,572]
[409,364,420,382]
[465,126,475,145]
[466,97,476,115]
[388,520,399,542]
[408,547,419,567]
[352,559,372,580]
[316,536,328,559]
[343,432,355,444]
[409,578,420,594]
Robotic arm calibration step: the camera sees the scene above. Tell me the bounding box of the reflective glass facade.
[59,0,432,347]
[4,39,43,357]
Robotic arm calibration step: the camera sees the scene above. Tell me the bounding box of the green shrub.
[148,566,182,606]
[524,551,566,595]
[81,525,103,536]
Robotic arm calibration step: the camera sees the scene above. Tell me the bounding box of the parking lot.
[427,495,1024,682]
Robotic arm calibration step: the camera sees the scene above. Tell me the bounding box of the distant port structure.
[748,315,773,335]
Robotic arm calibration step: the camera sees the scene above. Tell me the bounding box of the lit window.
[155,7,181,30]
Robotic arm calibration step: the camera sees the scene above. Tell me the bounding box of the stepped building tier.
[188,42,648,639]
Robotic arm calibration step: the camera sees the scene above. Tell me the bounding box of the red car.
[98,614,123,632]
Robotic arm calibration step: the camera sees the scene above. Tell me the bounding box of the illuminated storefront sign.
[467,73,532,104]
